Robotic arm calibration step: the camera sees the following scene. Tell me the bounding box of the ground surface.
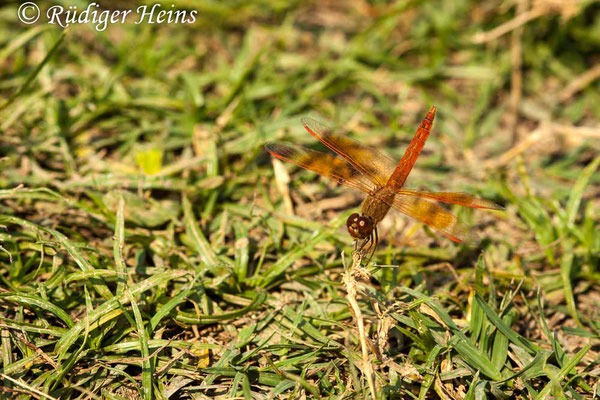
[0,0,599,399]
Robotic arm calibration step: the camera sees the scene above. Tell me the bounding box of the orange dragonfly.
[265,107,502,261]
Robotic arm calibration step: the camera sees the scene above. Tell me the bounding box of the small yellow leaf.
[191,348,210,368]
[135,148,163,175]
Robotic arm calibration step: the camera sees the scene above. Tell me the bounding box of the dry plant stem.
[509,0,526,145]
[271,157,294,215]
[472,7,545,43]
[485,125,545,168]
[551,123,600,139]
[344,250,377,400]
[484,121,600,169]
[558,63,600,102]
[0,373,59,400]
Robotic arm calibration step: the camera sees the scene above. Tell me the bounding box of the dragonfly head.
[346,213,373,239]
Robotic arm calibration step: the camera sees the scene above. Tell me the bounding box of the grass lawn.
[0,0,599,399]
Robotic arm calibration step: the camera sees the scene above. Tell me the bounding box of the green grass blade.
[113,194,128,296]
[128,289,153,400]
[0,293,74,328]
[534,344,592,400]
[0,31,66,111]
[559,243,583,327]
[474,293,538,354]
[565,154,600,227]
[54,270,187,359]
[182,195,220,267]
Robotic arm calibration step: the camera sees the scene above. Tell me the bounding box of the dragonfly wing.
[396,190,504,210]
[386,106,436,189]
[389,195,479,244]
[301,117,397,188]
[265,141,375,193]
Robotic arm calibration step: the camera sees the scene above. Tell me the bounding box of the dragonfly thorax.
[361,187,395,224]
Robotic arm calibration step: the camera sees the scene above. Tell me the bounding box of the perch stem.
[344,250,376,400]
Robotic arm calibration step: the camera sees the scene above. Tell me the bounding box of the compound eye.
[347,213,360,225]
[346,213,362,239]
[357,216,373,237]
[346,213,373,239]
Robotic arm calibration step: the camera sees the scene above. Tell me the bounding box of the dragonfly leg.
[359,231,373,262]
[357,235,369,252]
[362,234,372,254]
[364,227,378,266]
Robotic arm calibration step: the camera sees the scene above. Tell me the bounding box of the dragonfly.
[265,107,502,263]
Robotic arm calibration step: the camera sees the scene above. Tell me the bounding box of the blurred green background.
[0,0,598,398]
